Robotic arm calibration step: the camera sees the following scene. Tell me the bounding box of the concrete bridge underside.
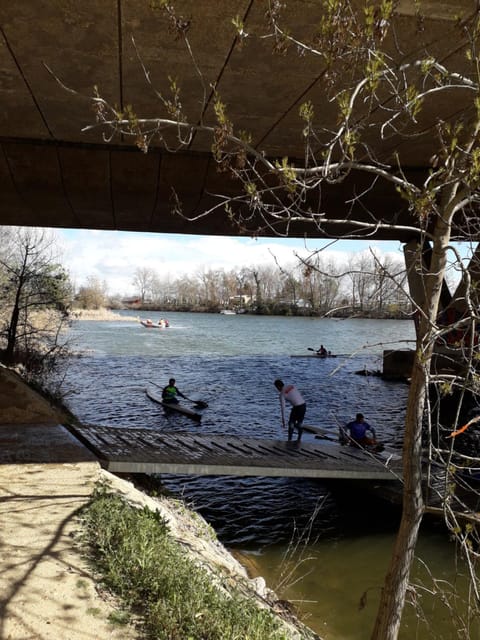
[0,1,476,241]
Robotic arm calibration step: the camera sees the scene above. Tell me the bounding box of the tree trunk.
[371,213,453,639]
[370,358,426,638]
[5,272,25,364]
[5,302,20,364]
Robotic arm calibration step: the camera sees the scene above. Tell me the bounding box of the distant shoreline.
[72,306,414,321]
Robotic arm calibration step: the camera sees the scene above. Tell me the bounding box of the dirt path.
[0,459,137,640]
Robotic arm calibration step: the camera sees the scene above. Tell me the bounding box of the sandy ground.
[0,459,138,640]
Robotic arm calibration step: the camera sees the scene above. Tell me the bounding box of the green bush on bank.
[79,487,292,640]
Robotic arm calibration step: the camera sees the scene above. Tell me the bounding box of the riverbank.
[120,304,412,320]
[71,308,139,321]
[70,304,413,321]
[0,365,319,640]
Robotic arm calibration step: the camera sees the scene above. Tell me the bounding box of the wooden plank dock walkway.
[70,425,403,481]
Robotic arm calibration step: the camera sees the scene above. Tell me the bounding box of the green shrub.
[80,487,293,640]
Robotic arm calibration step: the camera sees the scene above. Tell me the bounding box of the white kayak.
[146,386,202,421]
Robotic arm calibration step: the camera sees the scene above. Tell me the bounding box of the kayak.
[290,353,337,358]
[303,424,386,452]
[146,386,202,421]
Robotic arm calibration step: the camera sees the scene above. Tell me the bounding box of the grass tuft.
[79,486,295,640]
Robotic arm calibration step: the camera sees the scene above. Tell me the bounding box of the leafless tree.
[133,267,156,303]
[0,227,72,381]
[300,255,342,314]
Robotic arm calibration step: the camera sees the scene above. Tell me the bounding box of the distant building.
[229,294,254,305]
[122,297,142,308]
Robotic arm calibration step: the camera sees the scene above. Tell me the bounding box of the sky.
[56,228,405,296]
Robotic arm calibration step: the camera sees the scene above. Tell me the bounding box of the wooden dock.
[69,424,403,481]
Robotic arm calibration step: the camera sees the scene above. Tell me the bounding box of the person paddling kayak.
[162,378,187,404]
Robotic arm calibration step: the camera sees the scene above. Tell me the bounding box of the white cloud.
[57,229,404,296]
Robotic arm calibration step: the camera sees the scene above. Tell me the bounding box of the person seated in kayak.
[162,378,187,404]
[341,413,377,447]
[316,345,328,356]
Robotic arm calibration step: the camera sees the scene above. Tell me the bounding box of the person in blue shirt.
[342,413,377,447]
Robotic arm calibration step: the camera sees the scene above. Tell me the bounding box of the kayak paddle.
[184,397,209,409]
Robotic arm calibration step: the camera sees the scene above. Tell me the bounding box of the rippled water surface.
[63,312,476,639]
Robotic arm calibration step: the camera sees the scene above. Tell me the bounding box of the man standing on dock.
[274,379,307,443]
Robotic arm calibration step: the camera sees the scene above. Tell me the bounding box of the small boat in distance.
[220,309,236,315]
[140,318,170,328]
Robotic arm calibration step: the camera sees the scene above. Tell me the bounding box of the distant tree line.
[74,250,413,318]
[128,251,412,317]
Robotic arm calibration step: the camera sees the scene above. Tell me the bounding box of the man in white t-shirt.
[274,379,307,442]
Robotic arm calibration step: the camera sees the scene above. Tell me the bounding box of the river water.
[63,311,476,640]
